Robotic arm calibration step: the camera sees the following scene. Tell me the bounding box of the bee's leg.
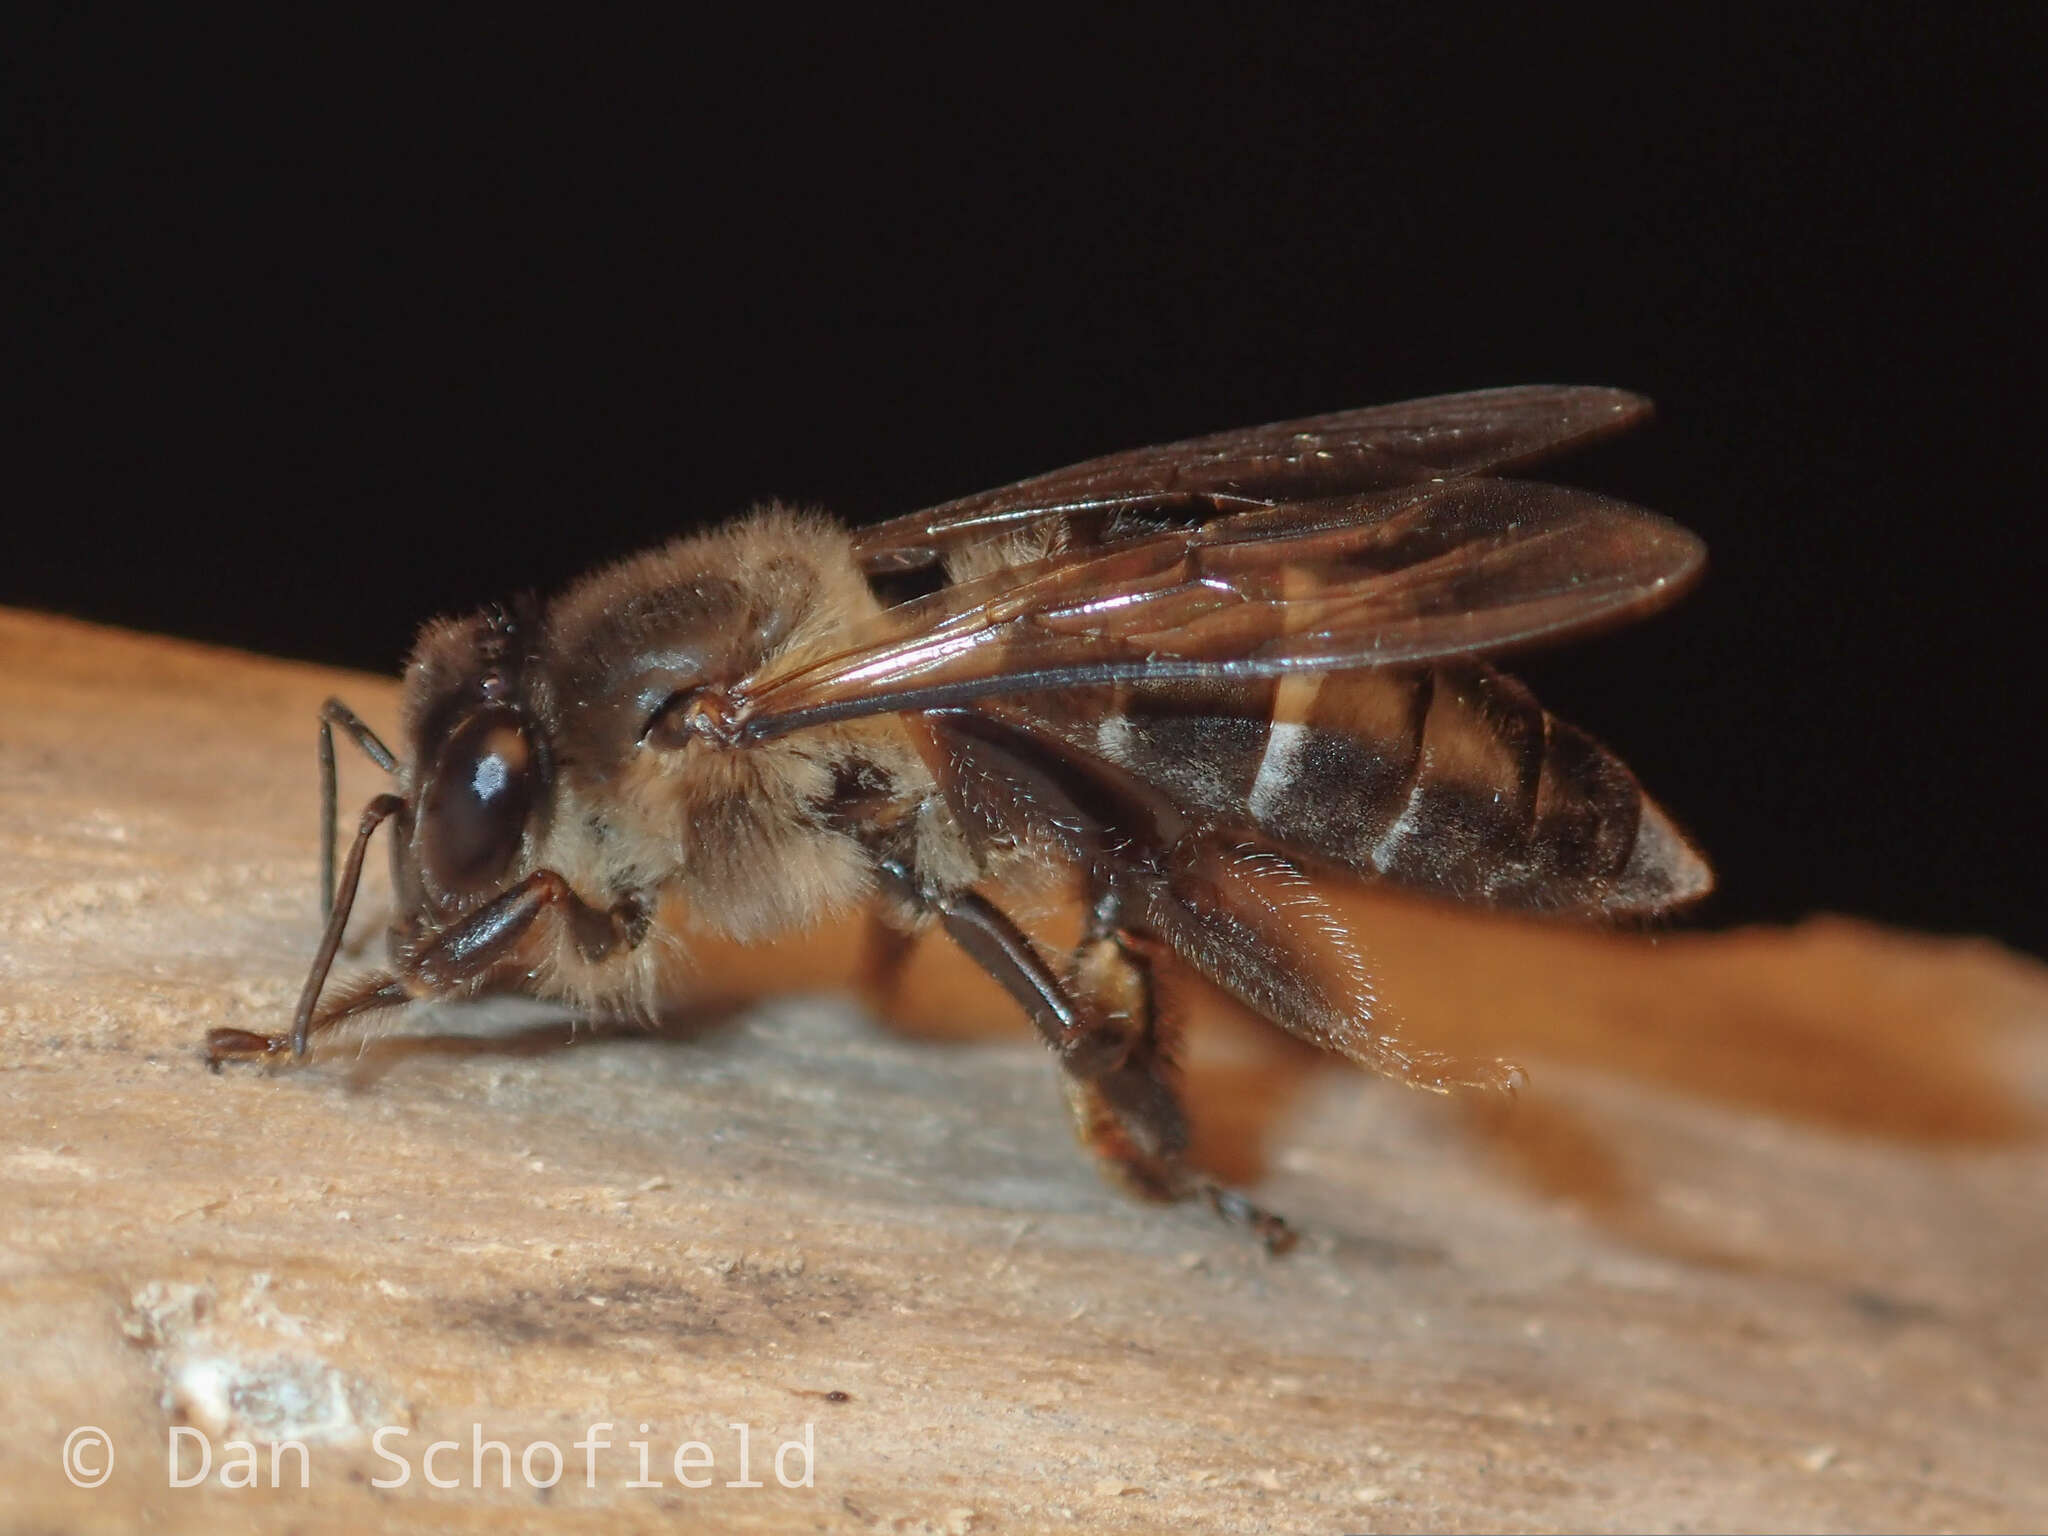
[1064,888,1297,1255]
[208,783,407,1068]
[316,696,398,918]
[205,970,410,1067]
[876,862,1294,1253]
[858,906,918,1008]
[401,874,648,992]
[207,863,647,1067]
[1060,886,1182,1183]
[209,789,407,1066]
[872,861,1128,1074]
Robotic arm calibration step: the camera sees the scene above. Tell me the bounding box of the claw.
[204,1027,287,1069]
[1199,1181,1299,1255]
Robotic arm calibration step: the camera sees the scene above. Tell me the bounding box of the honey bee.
[207,386,1710,1250]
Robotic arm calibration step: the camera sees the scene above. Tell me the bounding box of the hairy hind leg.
[876,862,1294,1251]
[1064,892,1297,1254]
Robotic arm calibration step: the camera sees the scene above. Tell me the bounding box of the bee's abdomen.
[1284,665,1636,908]
[1034,664,1706,916]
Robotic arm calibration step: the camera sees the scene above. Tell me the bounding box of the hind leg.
[1063,891,1297,1254]
[878,863,1294,1251]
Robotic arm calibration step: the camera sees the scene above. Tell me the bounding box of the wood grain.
[2,608,2044,1532]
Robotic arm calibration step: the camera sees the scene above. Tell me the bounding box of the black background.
[8,15,2043,953]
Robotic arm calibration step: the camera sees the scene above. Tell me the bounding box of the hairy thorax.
[497,508,967,1011]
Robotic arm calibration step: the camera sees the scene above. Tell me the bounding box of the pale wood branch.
[3,609,2044,1531]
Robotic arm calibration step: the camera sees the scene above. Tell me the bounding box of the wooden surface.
[2,606,2044,1533]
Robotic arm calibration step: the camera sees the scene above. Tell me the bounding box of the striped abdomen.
[1011,665,1708,916]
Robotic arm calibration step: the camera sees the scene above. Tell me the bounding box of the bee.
[206,386,1709,1251]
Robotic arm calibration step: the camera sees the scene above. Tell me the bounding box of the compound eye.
[421,709,536,893]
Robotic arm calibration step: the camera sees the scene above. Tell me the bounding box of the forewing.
[731,477,1702,740]
[852,385,1652,573]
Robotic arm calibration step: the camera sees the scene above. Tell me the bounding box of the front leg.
[206,871,648,1067]
[401,872,648,993]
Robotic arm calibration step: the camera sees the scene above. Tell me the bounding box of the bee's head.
[394,598,553,922]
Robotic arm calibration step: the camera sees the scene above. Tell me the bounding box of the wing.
[729,476,1703,742]
[851,385,1652,574]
